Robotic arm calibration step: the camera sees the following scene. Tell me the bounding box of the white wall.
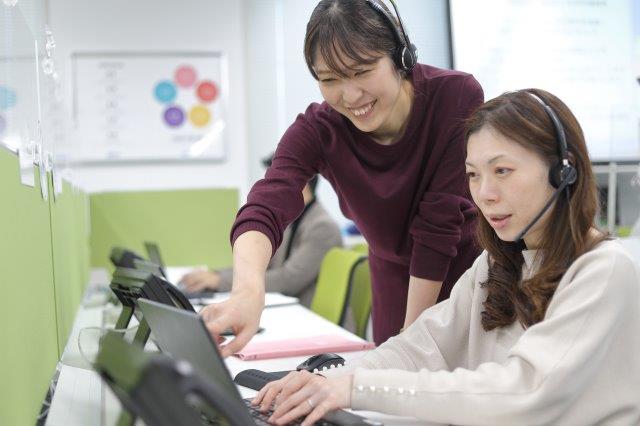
[243,0,283,188]
[48,0,250,195]
[47,0,450,211]
[36,0,640,233]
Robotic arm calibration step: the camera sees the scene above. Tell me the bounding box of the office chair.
[310,248,367,325]
[348,257,372,339]
[344,243,372,337]
[350,242,369,254]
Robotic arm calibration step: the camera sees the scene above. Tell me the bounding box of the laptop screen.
[136,298,240,398]
[137,299,381,426]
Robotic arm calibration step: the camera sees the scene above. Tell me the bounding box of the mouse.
[296,353,345,373]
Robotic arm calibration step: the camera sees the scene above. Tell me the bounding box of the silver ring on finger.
[307,398,314,409]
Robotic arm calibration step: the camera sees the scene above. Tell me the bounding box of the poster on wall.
[71,52,228,163]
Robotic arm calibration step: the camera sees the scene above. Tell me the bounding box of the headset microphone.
[514,91,578,243]
[513,168,576,242]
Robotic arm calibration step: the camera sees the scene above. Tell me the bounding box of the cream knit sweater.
[325,240,640,425]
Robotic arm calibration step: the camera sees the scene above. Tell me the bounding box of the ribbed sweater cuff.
[230,221,276,257]
[409,246,452,281]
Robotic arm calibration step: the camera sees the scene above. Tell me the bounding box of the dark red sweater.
[232,64,483,284]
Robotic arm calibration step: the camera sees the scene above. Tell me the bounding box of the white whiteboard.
[71,52,228,163]
[450,0,640,161]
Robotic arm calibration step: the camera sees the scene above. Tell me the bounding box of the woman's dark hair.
[464,89,608,331]
[303,0,401,79]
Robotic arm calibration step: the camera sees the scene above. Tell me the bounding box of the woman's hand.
[199,287,264,357]
[179,269,221,292]
[251,370,353,425]
[200,230,271,357]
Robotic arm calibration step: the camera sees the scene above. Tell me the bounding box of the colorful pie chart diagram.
[153,67,220,129]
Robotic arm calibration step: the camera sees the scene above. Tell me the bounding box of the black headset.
[514,92,578,242]
[365,0,417,72]
[527,92,577,190]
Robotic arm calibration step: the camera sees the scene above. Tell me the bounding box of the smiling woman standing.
[200,0,484,354]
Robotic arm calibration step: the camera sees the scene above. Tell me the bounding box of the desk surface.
[46,271,427,426]
[47,240,640,426]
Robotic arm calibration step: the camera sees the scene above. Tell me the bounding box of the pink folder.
[233,334,376,361]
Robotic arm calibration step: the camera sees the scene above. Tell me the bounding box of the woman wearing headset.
[254,89,640,425]
[201,0,484,353]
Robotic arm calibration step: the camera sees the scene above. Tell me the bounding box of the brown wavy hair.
[464,89,608,331]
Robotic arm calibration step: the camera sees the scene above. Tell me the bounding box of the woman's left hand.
[252,370,353,425]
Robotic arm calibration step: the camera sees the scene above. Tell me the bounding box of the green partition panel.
[90,188,238,270]
[75,189,91,291]
[49,178,91,349]
[0,149,60,425]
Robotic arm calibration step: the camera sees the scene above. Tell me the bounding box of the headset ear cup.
[563,165,578,185]
[549,162,578,188]
[398,44,417,71]
[365,0,417,71]
[548,162,564,188]
[408,43,418,68]
[396,46,405,70]
[398,46,409,71]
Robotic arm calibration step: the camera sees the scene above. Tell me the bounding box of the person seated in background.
[180,154,342,307]
[253,89,640,425]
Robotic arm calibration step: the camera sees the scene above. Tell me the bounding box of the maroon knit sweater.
[232,64,483,293]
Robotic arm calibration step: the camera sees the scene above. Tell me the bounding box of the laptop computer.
[137,299,382,426]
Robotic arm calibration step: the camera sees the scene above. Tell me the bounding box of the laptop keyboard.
[199,398,350,425]
[243,398,304,425]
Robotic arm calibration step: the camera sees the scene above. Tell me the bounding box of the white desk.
[46,273,427,426]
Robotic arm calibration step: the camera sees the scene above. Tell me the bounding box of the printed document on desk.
[164,268,299,307]
[193,292,299,310]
